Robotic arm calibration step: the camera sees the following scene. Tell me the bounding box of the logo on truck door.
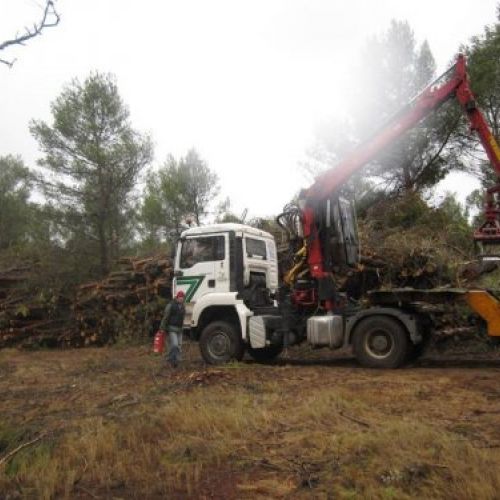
[175,275,205,302]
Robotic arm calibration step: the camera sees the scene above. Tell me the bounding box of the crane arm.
[307,54,500,202]
[291,54,500,310]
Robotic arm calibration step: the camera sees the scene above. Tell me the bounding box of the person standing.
[158,290,186,368]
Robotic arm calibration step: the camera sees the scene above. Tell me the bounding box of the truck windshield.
[180,236,225,268]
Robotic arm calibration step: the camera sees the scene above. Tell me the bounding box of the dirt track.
[1,344,500,499]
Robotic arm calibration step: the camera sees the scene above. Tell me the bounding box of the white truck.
[172,221,430,368]
[171,55,500,368]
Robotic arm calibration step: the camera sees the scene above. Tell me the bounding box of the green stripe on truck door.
[176,275,205,302]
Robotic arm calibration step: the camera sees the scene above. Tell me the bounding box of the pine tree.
[305,20,463,196]
[31,73,153,276]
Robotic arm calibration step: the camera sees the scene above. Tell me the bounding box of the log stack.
[73,255,173,347]
[0,255,173,349]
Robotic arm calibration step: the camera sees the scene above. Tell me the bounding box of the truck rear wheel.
[352,316,410,369]
[247,344,283,363]
[199,321,244,365]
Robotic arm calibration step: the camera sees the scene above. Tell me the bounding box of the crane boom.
[282,54,500,311]
[307,54,500,201]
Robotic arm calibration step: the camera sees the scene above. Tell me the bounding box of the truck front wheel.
[352,316,410,369]
[199,321,244,365]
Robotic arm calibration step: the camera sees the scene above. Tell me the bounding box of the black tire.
[247,344,283,363]
[199,321,244,365]
[352,316,410,369]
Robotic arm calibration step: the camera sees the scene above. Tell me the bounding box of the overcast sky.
[1,0,498,218]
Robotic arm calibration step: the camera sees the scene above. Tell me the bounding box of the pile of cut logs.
[0,255,173,349]
[73,255,173,347]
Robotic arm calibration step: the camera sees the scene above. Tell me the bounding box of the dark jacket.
[160,300,185,331]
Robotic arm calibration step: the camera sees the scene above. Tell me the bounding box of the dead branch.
[0,0,60,67]
[0,433,47,467]
[75,486,99,499]
[338,410,371,428]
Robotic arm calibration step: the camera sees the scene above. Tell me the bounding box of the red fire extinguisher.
[153,330,166,353]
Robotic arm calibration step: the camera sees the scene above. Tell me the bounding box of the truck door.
[174,234,228,304]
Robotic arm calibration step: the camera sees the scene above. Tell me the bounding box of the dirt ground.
[1,343,500,499]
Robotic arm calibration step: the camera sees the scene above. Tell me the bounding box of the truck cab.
[173,223,280,363]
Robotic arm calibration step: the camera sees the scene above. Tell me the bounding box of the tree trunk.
[97,163,109,277]
[402,162,413,192]
[97,216,109,277]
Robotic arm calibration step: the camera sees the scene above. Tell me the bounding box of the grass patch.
[0,346,499,498]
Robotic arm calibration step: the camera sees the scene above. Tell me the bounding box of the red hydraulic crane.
[292,54,500,310]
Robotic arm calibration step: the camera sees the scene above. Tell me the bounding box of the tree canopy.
[140,150,219,244]
[30,72,153,276]
[461,7,500,217]
[305,20,464,198]
[0,155,36,249]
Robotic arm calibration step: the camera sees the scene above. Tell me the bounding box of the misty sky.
[1,0,498,219]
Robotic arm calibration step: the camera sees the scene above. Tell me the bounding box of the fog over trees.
[1,9,499,284]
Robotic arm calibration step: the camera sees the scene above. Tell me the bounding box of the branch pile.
[341,193,500,297]
[0,264,72,348]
